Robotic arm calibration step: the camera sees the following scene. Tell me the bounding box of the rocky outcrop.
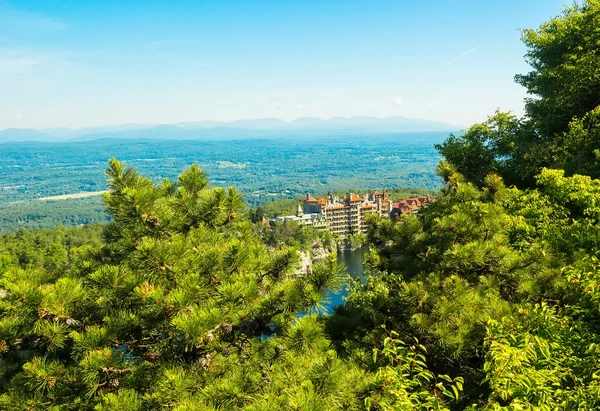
[297,245,329,275]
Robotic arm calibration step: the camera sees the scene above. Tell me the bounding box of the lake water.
[323,245,367,313]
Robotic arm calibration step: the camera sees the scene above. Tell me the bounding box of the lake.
[323,245,367,313]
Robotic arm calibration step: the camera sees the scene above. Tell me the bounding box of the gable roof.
[304,193,317,203]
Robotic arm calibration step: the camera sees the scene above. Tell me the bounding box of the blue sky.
[0,0,567,129]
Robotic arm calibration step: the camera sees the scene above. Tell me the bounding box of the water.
[323,245,367,313]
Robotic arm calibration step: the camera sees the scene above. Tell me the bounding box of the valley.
[0,133,446,232]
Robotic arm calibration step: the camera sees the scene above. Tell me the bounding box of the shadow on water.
[323,245,368,314]
[264,245,367,339]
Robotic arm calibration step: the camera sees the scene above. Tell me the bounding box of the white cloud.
[0,57,39,74]
[392,96,404,106]
[429,45,483,73]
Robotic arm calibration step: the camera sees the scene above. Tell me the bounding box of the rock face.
[297,246,329,275]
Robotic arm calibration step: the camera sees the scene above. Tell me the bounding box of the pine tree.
[0,159,368,410]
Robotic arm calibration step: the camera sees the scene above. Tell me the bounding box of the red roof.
[373,191,382,196]
[349,193,361,202]
[317,199,327,205]
[304,194,317,203]
[361,205,375,209]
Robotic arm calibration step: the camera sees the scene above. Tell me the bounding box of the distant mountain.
[227,118,288,130]
[290,117,327,127]
[177,121,226,129]
[177,118,289,130]
[289,116,457,132]
[0,116,460,143]
[0,128,57,143]
[41,124,156,140]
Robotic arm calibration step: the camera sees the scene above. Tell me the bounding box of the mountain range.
[0,116,460,143]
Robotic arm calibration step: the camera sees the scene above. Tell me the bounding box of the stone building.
[273,191,392,238]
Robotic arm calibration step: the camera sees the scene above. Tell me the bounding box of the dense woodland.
[1,1,600,409]
[0,198,111,233]
[0,133,444,232]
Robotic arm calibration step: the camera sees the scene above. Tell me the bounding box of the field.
[38,191,106,201]
[0,132,448,231]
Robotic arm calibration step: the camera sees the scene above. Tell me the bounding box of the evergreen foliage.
[0,160,376,409]
[2,1,600,409]
[328,1,600,408]
[437,0,600,187]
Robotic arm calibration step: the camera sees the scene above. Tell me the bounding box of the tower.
[296,203,303,218]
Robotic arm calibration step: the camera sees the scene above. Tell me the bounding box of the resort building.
[273,191,393,237]
[389,196,433,220]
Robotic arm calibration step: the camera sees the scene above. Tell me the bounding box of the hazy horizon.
[1,114,462,133]
[1,0,566,130]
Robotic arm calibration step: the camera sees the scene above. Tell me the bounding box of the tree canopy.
[2,1,600,409]
[437,0,600,187]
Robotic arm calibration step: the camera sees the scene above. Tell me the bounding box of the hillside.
[0,116,459,143]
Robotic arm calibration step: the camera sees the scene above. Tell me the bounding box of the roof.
[349,193,361,202]
[317,199,327,205]
[304,193,317,203]
[373,191,382,196]
[361,205,375,209]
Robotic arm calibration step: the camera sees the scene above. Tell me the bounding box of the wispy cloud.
[0,48,42,75]
[429,45,483,73]
[0,47,79,81]
[0,56,39,74]
[0,3,67,32]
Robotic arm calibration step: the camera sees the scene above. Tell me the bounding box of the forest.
[0,133,445,232]
[1,1,600,409]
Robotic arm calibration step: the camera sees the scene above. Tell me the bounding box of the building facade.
[273,191,392,237]
[389,196,432,220]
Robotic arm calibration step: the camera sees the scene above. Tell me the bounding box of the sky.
[0,0,569,130]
